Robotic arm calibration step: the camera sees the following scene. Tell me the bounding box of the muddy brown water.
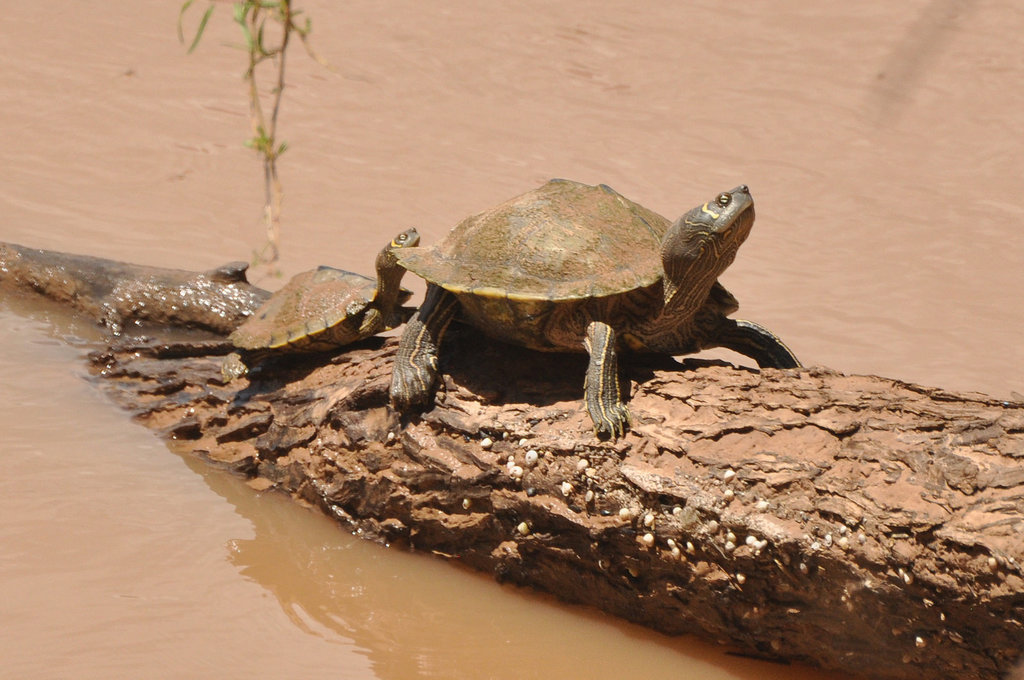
[2,1,1022,678]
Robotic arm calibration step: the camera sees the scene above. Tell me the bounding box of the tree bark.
[3,241,1023,680]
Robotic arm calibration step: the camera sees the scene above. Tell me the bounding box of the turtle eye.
[394,234,407,245]
[716,192,732,207]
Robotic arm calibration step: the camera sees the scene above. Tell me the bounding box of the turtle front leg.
[583,321,631,439]
[357,307,384,337]
[390,284,459,412]
[713,318,802,369]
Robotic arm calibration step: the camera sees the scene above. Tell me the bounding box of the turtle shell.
[396,179,671,301]
[229,266,410,351]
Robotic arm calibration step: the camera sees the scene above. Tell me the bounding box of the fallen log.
[3,241,1023,680]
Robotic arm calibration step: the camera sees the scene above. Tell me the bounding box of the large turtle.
[222,228,419,380]
[388,180,799,438]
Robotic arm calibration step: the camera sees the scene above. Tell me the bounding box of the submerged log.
[0,241,269,334]
[3,241,1023,680]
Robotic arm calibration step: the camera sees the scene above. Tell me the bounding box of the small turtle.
[389,180,799,438]
[222,228,419,380]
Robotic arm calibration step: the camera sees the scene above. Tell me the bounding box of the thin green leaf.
[236,15,254,51]
[185,5,216,54]
[176,0,196,44]
[256,21,266,55]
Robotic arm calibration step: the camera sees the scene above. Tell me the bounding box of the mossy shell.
[229,266,412,352]
[396,179,671,302]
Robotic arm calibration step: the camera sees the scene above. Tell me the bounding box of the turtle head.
[376,228,421,273]
[374,227,421,313]
[660,185,754,310]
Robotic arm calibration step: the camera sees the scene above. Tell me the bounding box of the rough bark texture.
[3,241,1023,680]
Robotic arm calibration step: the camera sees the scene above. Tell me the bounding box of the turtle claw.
[591,403,631,441]
[389,360,436,412]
